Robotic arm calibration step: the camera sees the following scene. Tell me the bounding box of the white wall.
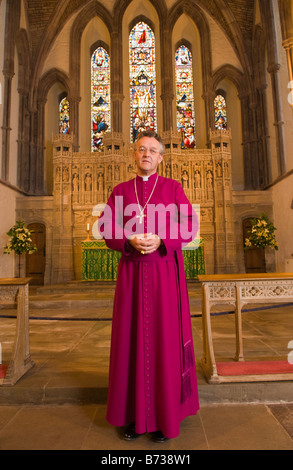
[272,174,293,272]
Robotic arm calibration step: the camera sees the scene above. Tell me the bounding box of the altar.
[81,239,205,281]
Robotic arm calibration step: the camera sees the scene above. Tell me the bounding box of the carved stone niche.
[161,130,182,154]
[209,128,232,154]
[103,132,124,154]
[53,133,74,158]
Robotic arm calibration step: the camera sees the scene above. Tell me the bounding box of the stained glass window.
[175,45,196,149]
[214,94,227,129]
[129,21,157,143]
[91,47,111,152]
[59,97,70,134]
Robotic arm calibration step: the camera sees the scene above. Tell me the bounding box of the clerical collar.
[136,173,158,182]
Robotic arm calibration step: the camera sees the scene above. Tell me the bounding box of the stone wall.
[16,129,277,283]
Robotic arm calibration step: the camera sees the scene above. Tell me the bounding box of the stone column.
[1,0,21,181]
[160,27,174,132]
[68,95,81,152]
[111,29,124,133]
[210,129,237,274]
[256,84,272,186]
[267,62,286,175]
[278,0,293,106]
[28,99,46,195]
[239,92,254,190]
[17,88,31,192]
[51,133,75,283]
[260,0,286,175]
[1,70,13,180]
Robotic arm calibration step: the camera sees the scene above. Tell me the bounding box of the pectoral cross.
[137,211,146,224]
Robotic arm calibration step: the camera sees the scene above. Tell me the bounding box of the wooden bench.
[198,273,293,384]
[0,278,34,386]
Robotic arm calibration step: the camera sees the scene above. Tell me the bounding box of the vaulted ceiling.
[24,0,257,60]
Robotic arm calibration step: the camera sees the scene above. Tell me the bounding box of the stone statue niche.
[51,129,238,281]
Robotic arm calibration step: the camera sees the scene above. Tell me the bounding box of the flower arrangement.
[244,213,278,251]
[3,220,38,255]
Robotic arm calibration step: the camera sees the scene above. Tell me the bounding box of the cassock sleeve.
[98,185,134,256]
[160,182,199,255]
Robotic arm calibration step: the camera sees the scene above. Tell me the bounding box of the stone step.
[34,281,118,295]
[28,298,202,311]
[0,373,292,406]
[34,280,201,294]
[25,280,202,311]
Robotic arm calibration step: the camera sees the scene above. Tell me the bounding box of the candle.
[87,223,90,231]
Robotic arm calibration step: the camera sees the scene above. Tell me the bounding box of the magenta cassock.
[98,173,200,439]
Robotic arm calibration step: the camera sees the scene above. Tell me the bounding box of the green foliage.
[3,220,38,255]
[244,213,278,251]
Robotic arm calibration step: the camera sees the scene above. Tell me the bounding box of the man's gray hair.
[135,130,164,155]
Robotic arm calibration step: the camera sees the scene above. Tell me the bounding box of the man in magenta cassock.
[98,131,199,442]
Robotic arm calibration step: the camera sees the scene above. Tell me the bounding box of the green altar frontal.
[81,239,205,281]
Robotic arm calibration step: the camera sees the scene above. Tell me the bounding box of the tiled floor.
[0,403,292,450]
[0,282,292,450]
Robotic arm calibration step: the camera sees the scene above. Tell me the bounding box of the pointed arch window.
[175,45,196,149]
[91,46,111,152]
[59,97,70,134]
[129,21,157,143]
[214,93,227,130]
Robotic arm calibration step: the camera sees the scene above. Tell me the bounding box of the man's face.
[134,136,163,176]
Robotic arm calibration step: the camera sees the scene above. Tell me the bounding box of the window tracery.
[59,97,70,134]
[214,94,227,130]
[175,45,196,149]
[129,21,157,143]
[91,47,111,152]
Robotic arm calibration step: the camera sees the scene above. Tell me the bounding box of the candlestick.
[86,223,90,241]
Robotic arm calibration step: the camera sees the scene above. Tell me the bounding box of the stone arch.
[120,0,162,138]
[90,40,110,57]
[167,2,212,140]
[167,1,212,85]
[211,65,246,189]
[211,64,246,96]
[114,0,167,29]
[37,68,71,194]
[69,1,113,97]
[68,3,112,146]
[128,15,156,35]
[38,68,71,104]
[15,28,31,192]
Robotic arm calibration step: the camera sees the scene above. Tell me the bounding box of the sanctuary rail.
[197,273,293,384]
[0,278,34,386]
